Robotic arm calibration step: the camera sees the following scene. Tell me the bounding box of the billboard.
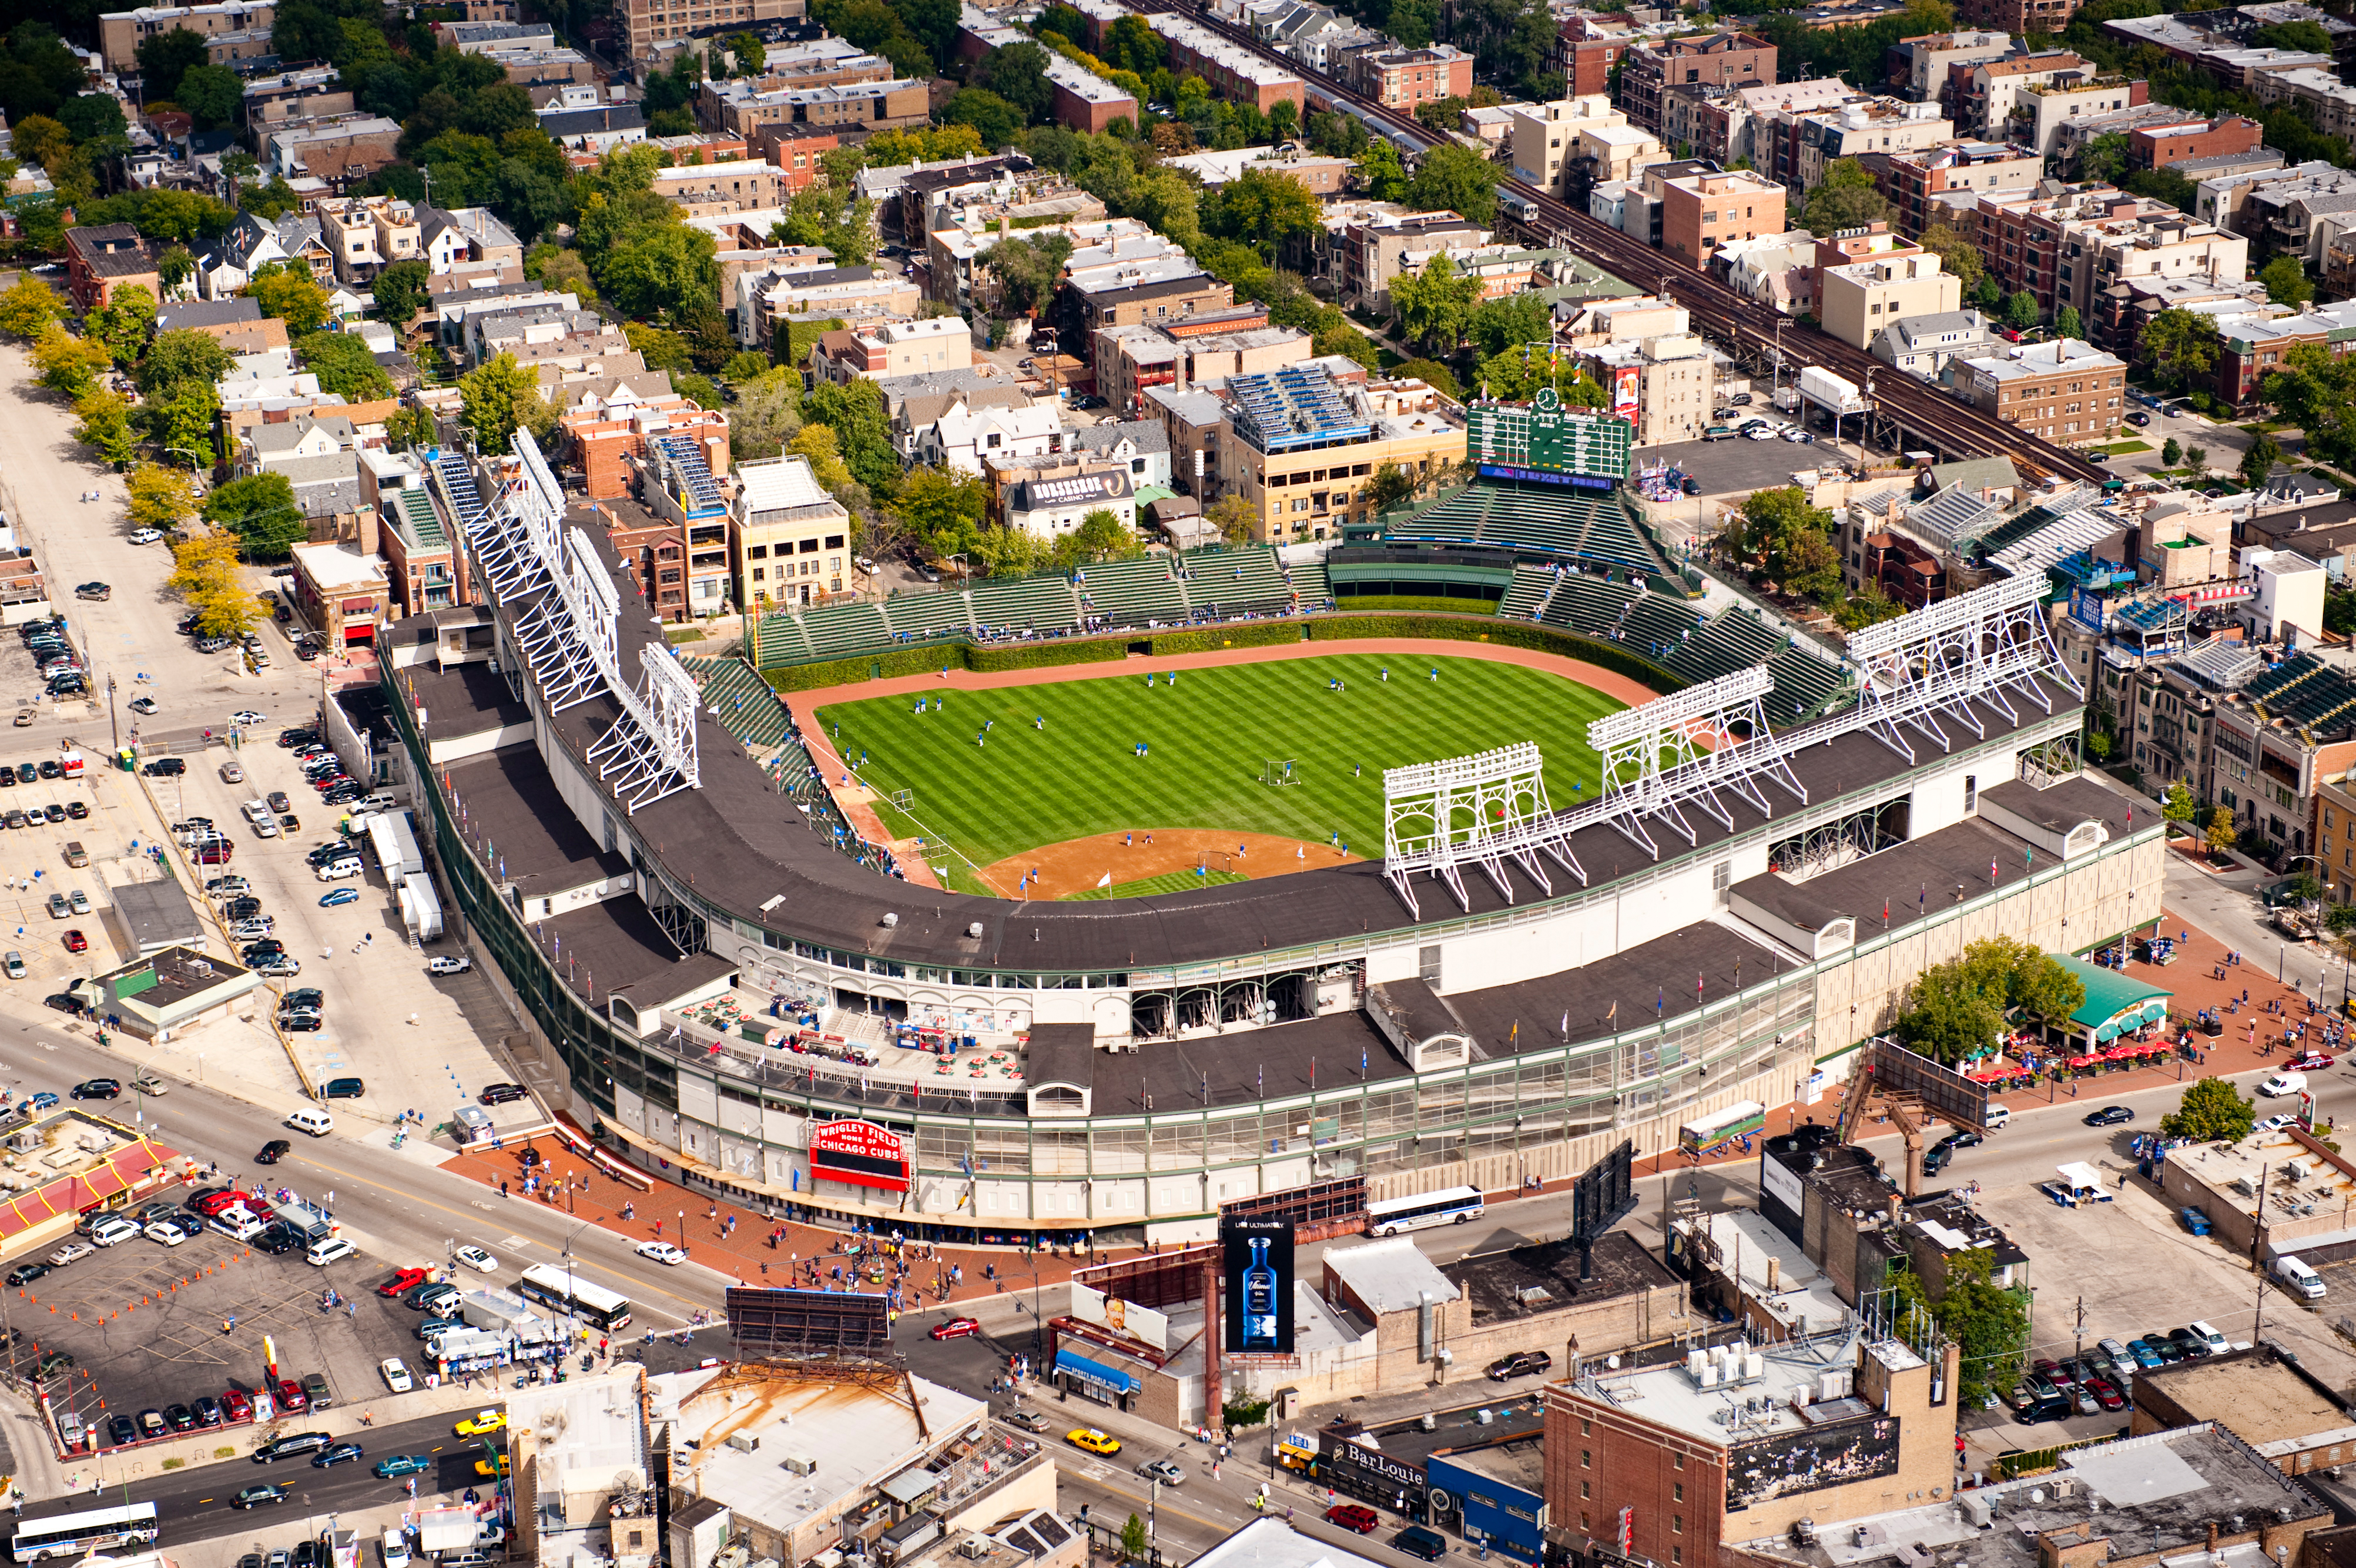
[725,1286,892,1351]
[1726,1414,1901,1509]
[1324,1436,1427,1512]
[1571,1140,1636,1244]
[1862,1039,1990,1133]
[1610,364,1640,413]
[809,1118,910,1192]
[1071,1282,1171,1352]
[1220,1217,1295,1354]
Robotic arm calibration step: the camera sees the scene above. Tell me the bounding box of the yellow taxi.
[455,1409,508,1437]
[1065,1429,1121,1456]
[475,1453,511,1478]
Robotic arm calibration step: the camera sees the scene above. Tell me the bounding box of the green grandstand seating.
[1538,574,1638,637]
[1077,556,1189,625]
[800,601,893,657]
[1288,561,1332,607]
[1187,546,1291,615]
[968,575,1082,636]
[883,589,976,642]
[679,655,793,752]
[1499,564,1556,619]
[1388,485,1494,545]
[755,612,815,666]
[1767,645,1851,720]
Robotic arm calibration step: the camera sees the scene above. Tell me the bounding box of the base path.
[976,827,1358,899]
[786,637,1667,888]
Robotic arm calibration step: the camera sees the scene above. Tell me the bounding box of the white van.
[2261,1071,2309,1097]
[381,1530,411,1568]
[306,1236,355,1267]
[2186,1320,2230,1353]
[286,1106,334,1137]
[86,1215,138,1247]
[1983,1105,2012,1130]
[2276,1254,2327,1299]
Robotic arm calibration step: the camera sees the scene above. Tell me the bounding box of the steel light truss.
[1849,572,2080,762]
[470,431,702,812]
[1381,742,1584,917]
[1586,668,1804,860]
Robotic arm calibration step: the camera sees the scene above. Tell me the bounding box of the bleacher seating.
[1388,485,1493,545]
[1077,556,1189,625]
[1287,561,1332,607]
[968,575,1082,637]
[1766,645,1851,721]
[1538,574,1638,638]
[1185,547,1291,616]
[681,655,793,752]
[1498,564,1556,620]
[1620,596,1701,657]
[884,591,975,642]
[800,601,893,658]
[754,612,815,666]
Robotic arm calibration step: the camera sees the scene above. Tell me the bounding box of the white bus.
[1678,1100,1767,1155]
[12,1503,160,1562]
[1366,1185,1486,1237]
[515,1262,632,1332]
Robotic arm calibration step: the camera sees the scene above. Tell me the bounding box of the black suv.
[141,758,186,777]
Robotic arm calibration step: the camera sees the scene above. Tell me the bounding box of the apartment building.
[1949,51,2086,135]
[810,318,975,384]
[261,117,404,184]
[65,223,157,313]
[1893,29,2013,108]
[2214,302,2356,411]
[1953,337,2128,443]
[1954,0,2090,41]
[1973,186,2175,317]
[1657,167,1787,270]
[1869,307,1999,380]
[100,0,272,71]
[1044,53,1140,134]
[1338,209,1492,313]
[651,159,783,217]
[1058,247,1235,343]
[1225,367,1465,543]
[1345,44,1473,110]
[2054,208,2247,321]
[619,0,806,69]
[2136,114,2266,170]
[1095,321,1311,416]
[1819,252,1965,351]
[1555,12,1634,98]
[1147,13,1304,113]
[702,75,929,135]
[1869,140,2040,236]
[1784,98,1952,192]
[1619,32,1775,133]
[315,195,420,286]
[1581,331,1715,445]
[732,453,850,609]
[2008,75,2150,156]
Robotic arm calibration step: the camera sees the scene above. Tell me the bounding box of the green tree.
[29,324,110,400]
[2243,433,2281,491]
[2055,304,2083,340]
[202,472,306,556]
[1888,1254,2028,1409]
[156,244,195,296]
[598,224,721,321]
[976,41,1053,125]
[72,387,136,465]
[2079,130,2132,185]
[1800,158,1892,234]
[126,463,199,531]
[1730,485,1835,583]
[87,284,155,366]
[1469,293,1551,361]
[2160,435,2182,467]
[385,404,437,450]
[801,379,897,498]
[1207,492,1257,545]
[725,30,766,73]
[983,232,1075,318]
[892,465,992,560]
[2143,307,2223,390]
[372,258,430,325]
[244,260,329,334]
[143,378,220,467]
[135,26,209,103]
[1207,166,1318,261]
[176,63,242,129]
[1389,253,1484,356]
[458,352,550,454]
[139,328,233,397]
[0,277,61,339]
[943,88,1021,149]
[2160,1076,2257,1143]
[2162,779,2197,825]
[1918,222,1982,297]
[1895,937,2083,1064]
[1068,507,1141,562]
[2187,444,2208,470]
[2003,290,2039,331]
[730,369,805,461]
[299,331,394,401]
[1355,139,1407,202]
[1831,584,1905,631]
[169,534,257,635]
[1403,141,1497,225]
[2263,253,2316,308]
[2254,17,2332,49]
[1120,1516,1148,1563]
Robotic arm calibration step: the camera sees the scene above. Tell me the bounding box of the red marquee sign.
[809,1119,910,1192]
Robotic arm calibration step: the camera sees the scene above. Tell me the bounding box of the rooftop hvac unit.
[727,1433,760,1453]
[780,1454,819,1476]
[2286,1160,2312,1181]
[956,1541,991,1561]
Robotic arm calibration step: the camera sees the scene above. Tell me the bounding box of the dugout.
[1325,545,1519,604]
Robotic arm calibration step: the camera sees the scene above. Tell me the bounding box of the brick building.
[1542,1332,1959,1568]
[1619,32,1775,134]
[1865,140,2040,237]
[65,224,159,313]
[1556,14,1633,97]
[1656,167,1787,270]
[1954,0,2089,41]
[1953,337,2128,443]
[2134,114,2264,169]
[1344,45,1473,110]
[100,0,274,71]
[1147,14,1305,113]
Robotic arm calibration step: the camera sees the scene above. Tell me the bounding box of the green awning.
[2050,955,2173,1031]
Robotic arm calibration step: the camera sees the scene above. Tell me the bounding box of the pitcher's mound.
[976,828,1361,900]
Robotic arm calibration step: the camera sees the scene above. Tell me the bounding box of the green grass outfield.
[815,653,1624,871]
[1071,869,1249,900]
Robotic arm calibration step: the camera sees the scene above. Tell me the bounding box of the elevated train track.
[1131,0,2110,490]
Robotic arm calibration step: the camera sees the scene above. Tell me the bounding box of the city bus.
[515,1262,632,1332]
[1366,1185,1486,1237]
[12,1503,160,1562]
[1679,1100,1768,1155]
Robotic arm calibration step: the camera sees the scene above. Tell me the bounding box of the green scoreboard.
[1467,387,1632,488]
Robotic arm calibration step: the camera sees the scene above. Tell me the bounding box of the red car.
[929,1316,983,1341]
[193,1190,254,1217]
[1326,1505,1379,1535]
[377,1267,432,1298]
[273,1377,307,1412]
[220,1388,252,1423]
[61,929,85,954]
[2083,1376,2126,1412]
[2287,1052,2335,1072]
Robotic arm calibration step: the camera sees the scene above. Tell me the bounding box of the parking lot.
[4,1214,443,1451]
[1644,427,1868,501]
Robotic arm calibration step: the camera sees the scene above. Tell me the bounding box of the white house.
[1006,470,1136,540]
[914,398,1068,474]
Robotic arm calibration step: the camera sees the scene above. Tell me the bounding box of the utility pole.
[2072,1295,2085,1369]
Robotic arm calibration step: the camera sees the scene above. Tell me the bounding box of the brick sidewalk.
[437,906,2347,1287]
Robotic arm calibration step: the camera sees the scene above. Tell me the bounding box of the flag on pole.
[1607,999,1617,1025]
[1560,1009,1569,1037]
[1991,857,1998,884]
[1094,872,1112,889]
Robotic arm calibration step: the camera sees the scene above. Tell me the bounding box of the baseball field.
[812,652,1624,897]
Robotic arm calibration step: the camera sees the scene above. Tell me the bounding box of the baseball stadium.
[377,395,2161,1286]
